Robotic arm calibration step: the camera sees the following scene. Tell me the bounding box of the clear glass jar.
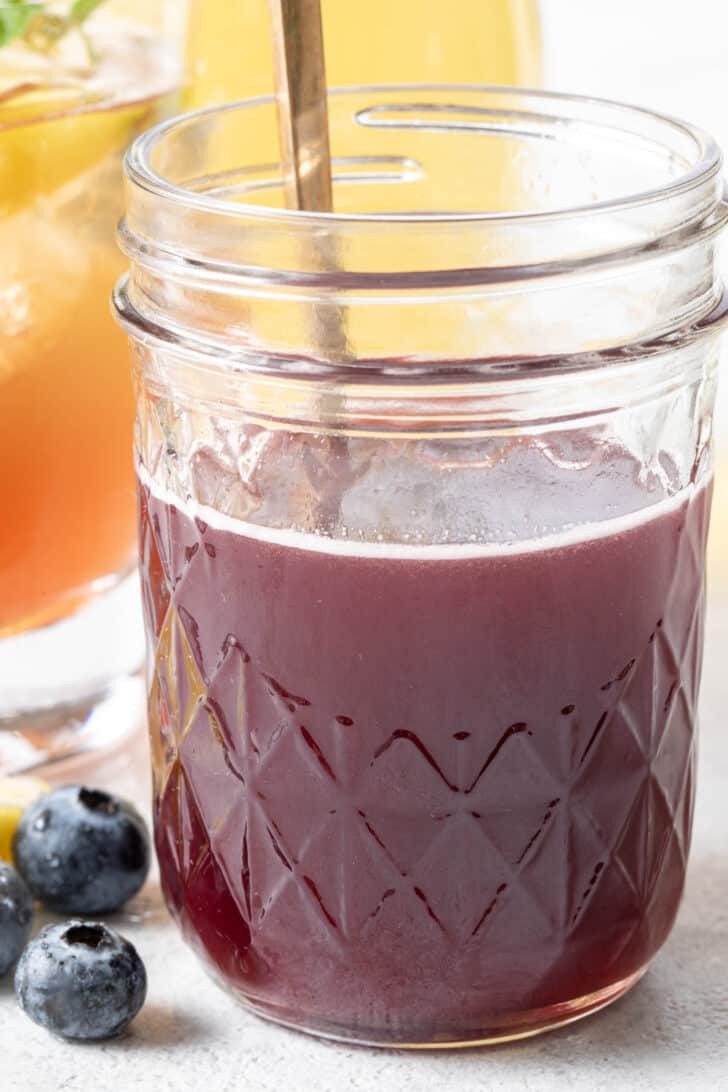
[115,86,728,1046]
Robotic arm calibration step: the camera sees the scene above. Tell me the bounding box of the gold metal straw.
[267,0,334,214]
[268,0,349,367]
[267,0,350,534]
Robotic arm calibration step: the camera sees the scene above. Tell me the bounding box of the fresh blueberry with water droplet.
[13,786,150,915]
[15,920,147,1040]
[0,862,33,975]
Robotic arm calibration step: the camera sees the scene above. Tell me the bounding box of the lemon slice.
[0,20,178,218]
[0,86,158,218]
[0,775,50,862]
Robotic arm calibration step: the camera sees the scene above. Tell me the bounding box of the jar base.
[233,967,647,1049]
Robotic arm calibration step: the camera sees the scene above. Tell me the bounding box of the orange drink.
[0,3,184,770]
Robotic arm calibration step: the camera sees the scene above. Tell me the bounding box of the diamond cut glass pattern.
[141,472,710,1041]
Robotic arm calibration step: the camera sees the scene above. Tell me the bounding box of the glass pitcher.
[185,0,542,106]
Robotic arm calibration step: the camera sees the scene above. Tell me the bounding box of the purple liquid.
[140,468,710,1042]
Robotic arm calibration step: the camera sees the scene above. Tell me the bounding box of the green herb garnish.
[0,2,43,48]
[69,0,106,22]
[0,0,110,56]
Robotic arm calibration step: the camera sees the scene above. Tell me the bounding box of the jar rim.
[126,82,722,227]
[118,83,728,366]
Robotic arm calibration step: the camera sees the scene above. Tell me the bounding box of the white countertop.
[3,591,728,1092]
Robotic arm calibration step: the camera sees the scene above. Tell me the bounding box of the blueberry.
[13,786,150,915]
[15,920,147,1040]
[0,862,33,975]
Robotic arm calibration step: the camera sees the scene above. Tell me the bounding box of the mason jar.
[115,86,727,1046]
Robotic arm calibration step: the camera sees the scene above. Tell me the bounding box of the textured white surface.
[1,595,727,1092]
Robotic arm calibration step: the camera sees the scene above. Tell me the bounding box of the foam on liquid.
[138,462,708,563]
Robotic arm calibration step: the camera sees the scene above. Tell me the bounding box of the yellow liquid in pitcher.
[183,4,544,410]
[186,0,542,107]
